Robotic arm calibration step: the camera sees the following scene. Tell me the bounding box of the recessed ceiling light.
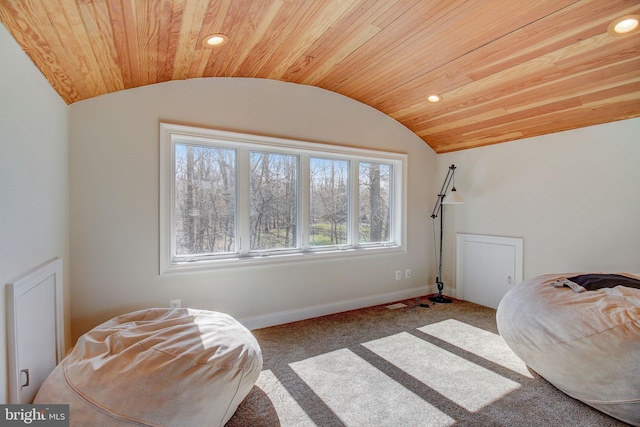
[607,15,640,36]
[427,94,442,103]
[204,33,228,47]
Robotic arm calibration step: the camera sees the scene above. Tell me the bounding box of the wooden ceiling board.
[154,0,179,83]
[319,0,576,102]
[0,0,638,152]
[264,0,361,81]
[77,1,124,93]
[102,0,131,90]
[461,1,622,82]
[279,0,387,84]
[189,0,233,77]
[207,0,279,78]
[229,1,303,78]
[171,0,210,81]
[312,0,470,95]
[413,49,640,134]
[47,0,108,97]
[359,2,572,102]
[379,1,634,120]
[438,95,640,153]
[360,1,636,129]
[416,59,640,139]
[404,31,640,136]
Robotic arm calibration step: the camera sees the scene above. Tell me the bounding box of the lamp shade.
[442,187,465,204]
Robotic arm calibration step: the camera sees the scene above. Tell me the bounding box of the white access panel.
[6,257,65,404]
[456,234,523,309]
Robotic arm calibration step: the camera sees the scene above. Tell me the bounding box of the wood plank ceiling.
[1,0,639,153]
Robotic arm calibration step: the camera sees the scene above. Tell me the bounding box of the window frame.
[160,123,407,274]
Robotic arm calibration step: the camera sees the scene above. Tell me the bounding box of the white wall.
[2,14,637,406]
[69,78,437,340]
[0,24,70,403]
[437,118,640,294]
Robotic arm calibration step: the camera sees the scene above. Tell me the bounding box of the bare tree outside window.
[310,157,349,246]
[174,143,236,256]
[359,162,392,243]
[250,151,298,250]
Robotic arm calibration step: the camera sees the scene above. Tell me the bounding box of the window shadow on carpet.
[226,300,627,427]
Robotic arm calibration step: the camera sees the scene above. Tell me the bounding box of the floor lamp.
[429,164,465,304]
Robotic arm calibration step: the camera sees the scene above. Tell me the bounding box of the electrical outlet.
[405,269,411,279]
[170,299,181,308]
[395,270,402,280]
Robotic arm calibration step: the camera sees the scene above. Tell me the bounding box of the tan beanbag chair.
[35,308,262,427]
[497,273,640,426]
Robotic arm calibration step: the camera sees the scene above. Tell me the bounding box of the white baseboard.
[445,285,458,299]
[238,286,431,330]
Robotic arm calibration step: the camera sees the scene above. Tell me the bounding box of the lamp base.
[428,294,453,304]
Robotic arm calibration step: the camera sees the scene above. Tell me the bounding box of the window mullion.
[300,153,310,250]
[350,159,359,248]
[236,147,250,256]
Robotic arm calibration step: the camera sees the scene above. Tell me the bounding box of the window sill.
[160,245,405,275]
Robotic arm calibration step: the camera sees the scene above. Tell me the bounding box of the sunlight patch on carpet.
[363,331,520,412]
[290,348,455,427]
[256,370,317,426]
[417,319,532,378]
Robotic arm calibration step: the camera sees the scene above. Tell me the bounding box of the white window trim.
[159,122,407,274]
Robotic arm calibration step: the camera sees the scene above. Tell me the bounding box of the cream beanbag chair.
[35,308,262,427]
[497,273,640,426]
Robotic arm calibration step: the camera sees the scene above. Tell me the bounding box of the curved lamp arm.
[431,164,459,219]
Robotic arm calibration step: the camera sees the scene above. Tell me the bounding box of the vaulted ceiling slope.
[1,0,639,153]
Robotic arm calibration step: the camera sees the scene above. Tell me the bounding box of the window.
[174,143,236,257]
[250,151,298,251]
[310,157,349,247]
[359,162,392,244]
[160,123,406,273]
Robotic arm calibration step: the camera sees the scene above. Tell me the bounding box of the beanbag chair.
[35,308,262,427]
[497,273,640,426]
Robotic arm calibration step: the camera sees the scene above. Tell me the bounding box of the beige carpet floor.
[226,297,630,426]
